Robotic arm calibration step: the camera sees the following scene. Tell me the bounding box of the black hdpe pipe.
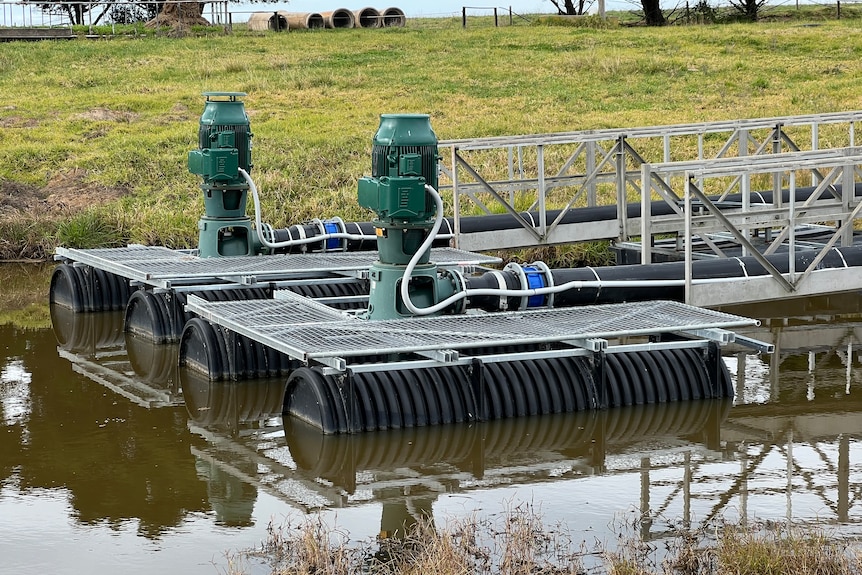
[49,263,135,313]
[283,343,730,434]
[451,182,862,235]
[267,219,452,253]
[124,287,272,345]
[266,182,862,253]
[465,245,862,310]
[179,316,298,382]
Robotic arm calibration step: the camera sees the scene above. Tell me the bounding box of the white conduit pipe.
[401,185,776,316]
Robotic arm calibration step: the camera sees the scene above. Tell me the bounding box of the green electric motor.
[188,92,263,258]
[358,114,439,267]
[358,114,458,320]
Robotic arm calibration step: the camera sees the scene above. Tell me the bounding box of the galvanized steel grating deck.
[55,245,500,287]
[186,292,758,368]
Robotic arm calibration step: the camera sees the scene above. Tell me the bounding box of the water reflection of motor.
[194,455,258,527]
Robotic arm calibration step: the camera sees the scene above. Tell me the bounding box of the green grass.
[2,12,862,260]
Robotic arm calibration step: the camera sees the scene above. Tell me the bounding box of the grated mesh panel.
[193,296,345,326]
[73,246,189,261]
[57,246,499,285]
[186,297,757,361]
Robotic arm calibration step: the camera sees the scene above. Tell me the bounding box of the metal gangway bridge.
[439,111,862,306]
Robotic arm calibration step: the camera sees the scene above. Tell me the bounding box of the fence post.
[509,5,513,25]
[462,6,466,27]
[837,0,841,19]
[494,7,498,26]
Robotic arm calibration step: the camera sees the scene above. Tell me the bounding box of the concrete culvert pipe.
[280,11,325,29]
[247,11,288,31]
[353,7,381,27]
[320,8,356,28]
[380,7,406,26]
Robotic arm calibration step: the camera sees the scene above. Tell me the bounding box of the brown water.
[2,264,862,574]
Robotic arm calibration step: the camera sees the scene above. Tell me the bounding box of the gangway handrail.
[635,148,862,303]
[440,110,862,254]
[439,110,862,150]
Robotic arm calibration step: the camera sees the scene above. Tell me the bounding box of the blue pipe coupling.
[504,261,555,310]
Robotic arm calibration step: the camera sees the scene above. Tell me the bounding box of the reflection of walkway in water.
[182,343,862,536]
[717,388,862,528]
[725,292,862,402]
[50,296,862,536]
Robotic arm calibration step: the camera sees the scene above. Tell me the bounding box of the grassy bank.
[2,15,862,260]
[0,263,53,327]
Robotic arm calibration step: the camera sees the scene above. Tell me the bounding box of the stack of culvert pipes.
[320,8,356,28]
[248,7,405,31]
[353,7,381,27]
[247,11,288,31]
[280,11,325,29]
[380,7,406,26]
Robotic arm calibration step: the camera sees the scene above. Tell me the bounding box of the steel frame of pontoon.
[439,111,862,253]
[184,290,763,375]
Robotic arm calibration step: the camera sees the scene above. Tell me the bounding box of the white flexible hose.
[399,184,449,315]
[240,168,375,249]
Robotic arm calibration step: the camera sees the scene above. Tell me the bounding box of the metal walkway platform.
[54,245,500,290]
[185,292,760,373]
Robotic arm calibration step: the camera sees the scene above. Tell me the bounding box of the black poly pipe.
[454,182,862,235]
[268,220,451,253]
[267,183,862,253]
[282,344,730,434]
[49,263,134,312]
[464,245,862,310]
